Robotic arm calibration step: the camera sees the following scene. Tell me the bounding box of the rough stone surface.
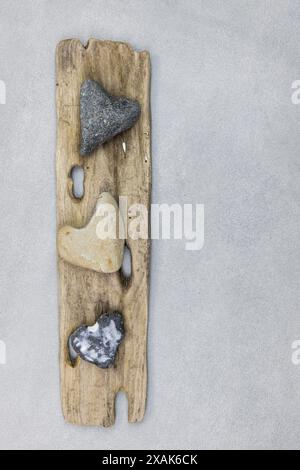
[80,79,141,155]
[69,312,124,369]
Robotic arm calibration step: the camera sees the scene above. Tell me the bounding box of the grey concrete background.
[0,0,300,450]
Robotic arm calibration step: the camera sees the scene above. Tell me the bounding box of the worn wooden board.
[56,39,151,426]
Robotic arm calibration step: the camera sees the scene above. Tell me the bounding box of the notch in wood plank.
[56,39,151,426]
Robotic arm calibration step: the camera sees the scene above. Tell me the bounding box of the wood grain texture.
[56,39,151,426]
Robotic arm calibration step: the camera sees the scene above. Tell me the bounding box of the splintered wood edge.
[56,39,151,426]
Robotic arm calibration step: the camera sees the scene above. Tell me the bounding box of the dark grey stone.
[80,79,141,155]
[69,312,124,368]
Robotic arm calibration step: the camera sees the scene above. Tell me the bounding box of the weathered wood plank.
[56,39,151,426]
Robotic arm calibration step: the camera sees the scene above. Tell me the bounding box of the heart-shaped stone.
[80,79,141,155]
[58,192,124,273]
[69,312,124,369]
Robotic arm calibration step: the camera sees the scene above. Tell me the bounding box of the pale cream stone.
[58,192,124,273]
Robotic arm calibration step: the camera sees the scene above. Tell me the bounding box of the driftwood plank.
[56,39,151,426]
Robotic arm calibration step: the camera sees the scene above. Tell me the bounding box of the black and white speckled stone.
[69,312,124,368]
[80,79,141,155]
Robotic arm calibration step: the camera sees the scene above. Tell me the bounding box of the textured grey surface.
[0,0,300,450]
[69,312,124,368]
[80,79,140,155]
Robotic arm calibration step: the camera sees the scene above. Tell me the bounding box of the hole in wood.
[114,391,128,425]
[121,244,132,279]
[70,165,84,199]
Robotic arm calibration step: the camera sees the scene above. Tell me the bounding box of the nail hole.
[70,165,84,199]
[122,245,132,278]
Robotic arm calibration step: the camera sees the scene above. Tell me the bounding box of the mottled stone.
[69,312,124,368]
[80,79,141,155]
